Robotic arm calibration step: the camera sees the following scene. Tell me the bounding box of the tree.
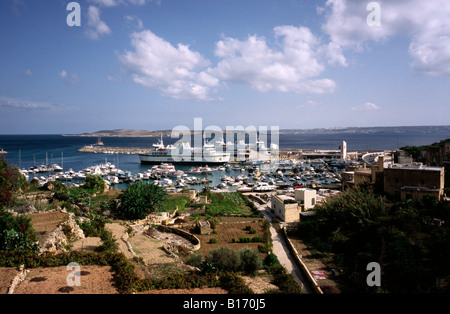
[264,253,280,267]
[0,210,39,253]
[119,182,167,220]
[205,246,241,272]
[239,247,262,275]
[0,160,28,209]
[83,174,106,193]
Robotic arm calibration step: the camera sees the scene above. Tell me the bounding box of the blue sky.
[0,0,449,134]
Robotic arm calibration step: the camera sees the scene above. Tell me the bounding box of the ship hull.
[139,154,229,165]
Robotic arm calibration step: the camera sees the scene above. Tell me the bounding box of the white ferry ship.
[139,136,231,165]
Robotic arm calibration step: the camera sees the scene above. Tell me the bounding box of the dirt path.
[105,222,135,259]
[254,199,313,294]
[71,237,102,252]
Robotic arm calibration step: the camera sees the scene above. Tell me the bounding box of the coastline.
[60,125,450,138]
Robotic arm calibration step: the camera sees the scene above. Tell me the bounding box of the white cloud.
[351,102,380,111]
[90,0,119,7]
[89,0,148,7]
[58,70,67,78]
[211,25,337,94]
[58,70,80,84]
[107,75,122,82]
[120,26,341,100]
[0,97,70,111]
[124,15,144,29]
[18,69,32,78]
[321,0,450,75]
[298,99,320,109]
[85,6,112,40]
[119,30,218,100]
[127,0,147,5]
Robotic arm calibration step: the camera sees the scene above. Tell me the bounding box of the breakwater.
[78,145,152,154]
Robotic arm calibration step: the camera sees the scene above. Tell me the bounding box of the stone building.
[384,165,445,201]
[427,141,450,166]
[271,188,317,223]
[271,194,301,223]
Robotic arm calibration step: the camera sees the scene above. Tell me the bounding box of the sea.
[0,131,448,190]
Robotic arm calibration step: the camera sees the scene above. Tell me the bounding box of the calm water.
[0,132,448,175]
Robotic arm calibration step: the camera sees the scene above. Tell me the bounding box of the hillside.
[62,125,450,137]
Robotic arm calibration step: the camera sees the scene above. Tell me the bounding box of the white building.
[340,140,347,161]
[294,188,317,210]
[270,188,318,223]
[271,194,301,223]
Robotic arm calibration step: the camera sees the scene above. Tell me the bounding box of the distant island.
[62,125,450,137]
[62,129,171,137]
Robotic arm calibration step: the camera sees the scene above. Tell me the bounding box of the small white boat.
[59,174,73,181]
[73,172,86,179]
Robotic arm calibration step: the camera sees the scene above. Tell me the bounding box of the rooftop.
[401,186,441,191]
[387,165,443,171]
[275,194,296,201]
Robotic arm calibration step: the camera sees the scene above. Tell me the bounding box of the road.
[252,196,314,294]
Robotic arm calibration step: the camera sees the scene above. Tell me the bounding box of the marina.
[19,156,346,194]
[2,131,446,194]
[16,136,350,193]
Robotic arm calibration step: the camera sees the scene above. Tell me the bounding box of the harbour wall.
[78,145,152,154]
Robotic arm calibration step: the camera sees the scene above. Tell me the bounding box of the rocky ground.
[1,209,294,294]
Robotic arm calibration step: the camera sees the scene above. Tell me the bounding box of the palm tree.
[119,182,167,219]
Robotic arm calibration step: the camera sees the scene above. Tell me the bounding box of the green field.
[205,192,259,217]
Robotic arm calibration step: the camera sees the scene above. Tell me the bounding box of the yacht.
[252,182,277,192]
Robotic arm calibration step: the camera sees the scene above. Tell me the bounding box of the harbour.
[1,130,448,194]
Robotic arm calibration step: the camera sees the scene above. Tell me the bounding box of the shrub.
[219,272,253,294]
[185,253,203,268]
[251,236,263,242]
[258,245,268,253]
[0,160,28,209]
[239,248,262,275]
[119,182,167,220]
[41,181,67,192]
[268,264,302,294]
[83,174,106,193]
[53,187,93,209]
[205,246,241,272]
[209,238,218,244]
[96,229,118,253]
[239,237,250,243]
[264,253,280,267]
[0,210,39,253]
